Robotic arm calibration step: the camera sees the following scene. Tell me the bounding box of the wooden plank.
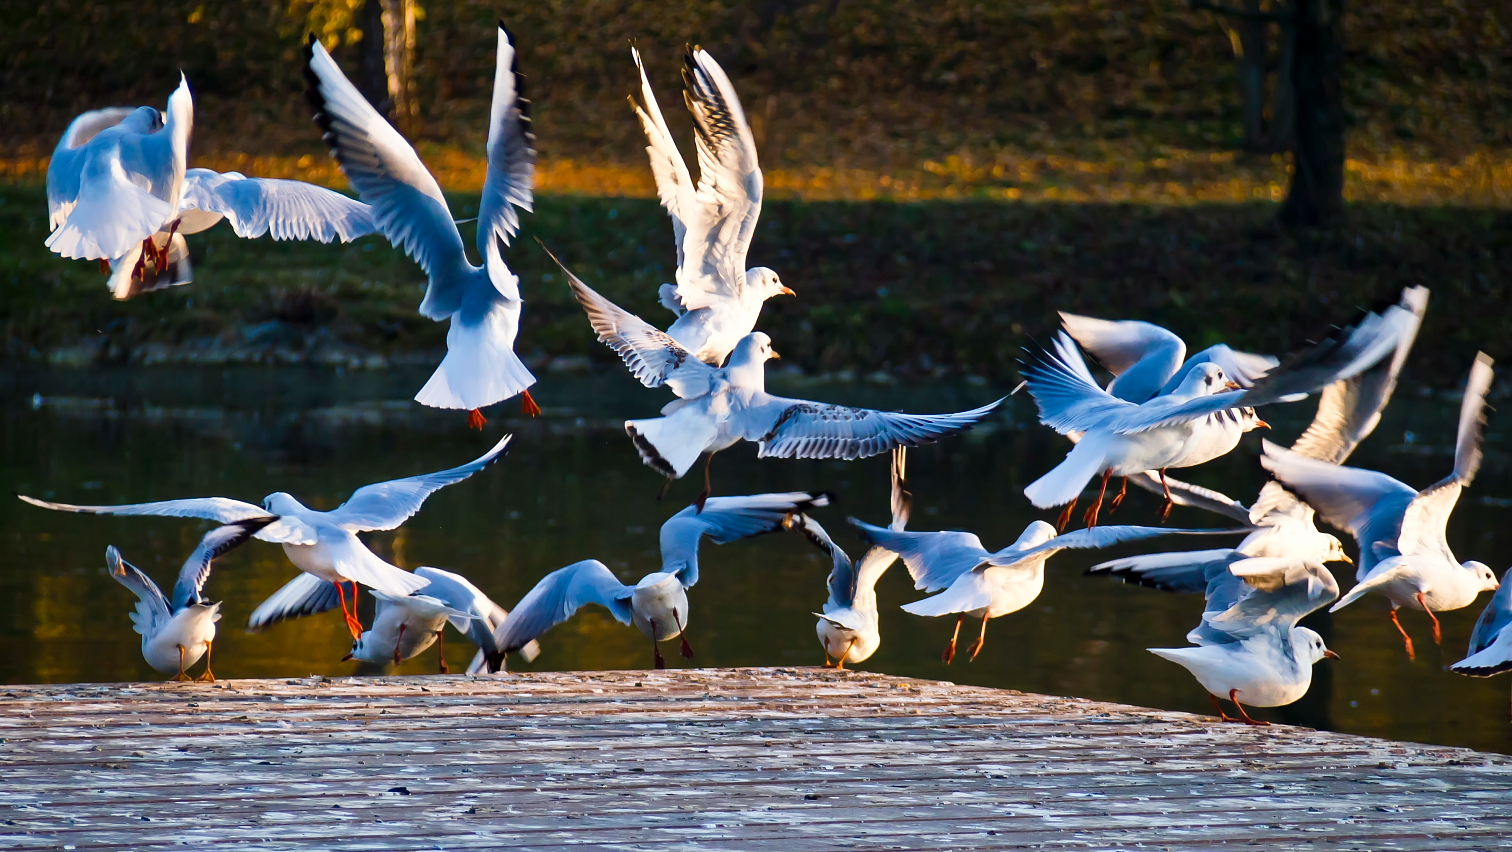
[2,668,1509,851]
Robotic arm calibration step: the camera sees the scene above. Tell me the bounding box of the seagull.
[555,255,1002,507]
[1059,311,1280,403]
[1021,291,1423,528]
[493,492,829,670]
[19,434,514,640]
[1150,557,1340,725]
[104,519,271,681]
[306,24,539,427]
[46,76,191,296]
[629,45,793,365]
[1264,353,1499,659]
[1089,286,1429,591]
[47,82,377,300]
[853,519,1244,663]
[787,447,910,669]
[1451,571,1512,719]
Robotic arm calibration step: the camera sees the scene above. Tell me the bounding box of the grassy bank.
[2,184,1506,387]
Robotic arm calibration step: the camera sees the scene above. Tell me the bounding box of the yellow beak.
[1338,552,1353,565]
[1322,649,1340,660]
[778,286,796,297]
[770,350,782,360]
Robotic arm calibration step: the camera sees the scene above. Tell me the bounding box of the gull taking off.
[1021,291,1422,528]
[853,520,1243,663]
[493,492,829,669]
[789,447,911,669]
[105,519,271,681]
[630,46,793,365]
[1265,354,1499,659]
[20,435,514,640]
[556,255,1001,507]
[1059,312,1279,404]
[306,25,539,426]
[1150,557,1340,725]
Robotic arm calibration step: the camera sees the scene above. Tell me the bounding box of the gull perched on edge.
[555,254,1002,506]
[20,435,514,641]
[306,24,539,427]
[1150,557,1340,725]
[493,492,829,670]
[1021,292,1422,528]
[786,447,911,669]
[629,45,793,365]
[47,79,376,300]
[1089,286,1429,593]
[1264,353,1499,660]
[852,519,1244,663]
[105,519,272,681]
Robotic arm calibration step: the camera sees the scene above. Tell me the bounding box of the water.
[1,366,1508,754]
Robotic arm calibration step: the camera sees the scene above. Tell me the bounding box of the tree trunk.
[1232,0,1268,151]
[380,0,418,136]
[1279,0,1345,227]
[356,0,389,114]
[1266,16,1296,152]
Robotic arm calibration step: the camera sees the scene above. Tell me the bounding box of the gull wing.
[1021,332,1133,435]
[849,521,989,593]
[1000,525,1247,567]
[1194,558,1339,645]
[786,513,857,610]
[305,36,469,320]
[630,47,694,270]
[476,23,534,262]
[1124,471,1254,525]
[16,493,312,544]
[669,47,763,311]
[170,518,275,610]
[1059,313,1186,403]
[1158,345,1278,397]
[412,566,512,664]
[1088,548,1243,594]
[660,492,830,587]
[330,434,512,531]
[1397,353,1493,562]
[246,572,343,631]
[47,107,135,231]
[555,250,716,398]
[492,560,633,655]
[105,546,171,637]
[180,169,375,242]
[1454,576,1512,676]
[753,396,1003,461]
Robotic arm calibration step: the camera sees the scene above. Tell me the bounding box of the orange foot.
[467,408,488,430]
[520,389,541,418]
[99,259,112,275]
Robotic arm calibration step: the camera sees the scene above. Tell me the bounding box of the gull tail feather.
[625,408,717,478]
[1025,439,1106,509]
[414,305,536,411]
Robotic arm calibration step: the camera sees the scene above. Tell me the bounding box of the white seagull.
[788,447,910,669]
[852,519,1244,663]
[1452,575,1512,679]
[557,256,1001,506]
[1150,557,1340,725]
[306,25,539,427]
[1021,292,1422,528]
[493,492,829,669]
[345,590,474,670]
[19,434,514,640]
[630,45,793,365]
[1264,353,1499,659]
[1089,286,1429,591]
[1059,312,1280,404]
[105,519,271,681]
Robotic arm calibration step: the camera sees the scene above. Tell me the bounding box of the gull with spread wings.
[1264,354,1499,659]
[19,435,513,640]
[1150,557,1340,725]
[306,25,538,427]
[555,253,1001,507]
[630,45,793,365]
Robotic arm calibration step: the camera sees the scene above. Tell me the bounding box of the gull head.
[748,268,794,300]
[120,106,164,134]
[1015,520,1059,549]
[1465,560,1499,591]
[262,492,303,516]
[727,332,780,369]
[1321,535,1352,566]
[343,632,378,663]
[1295,626,1340,664]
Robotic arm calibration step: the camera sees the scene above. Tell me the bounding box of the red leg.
[98,259,111,275]
[1229,689,1270,726]
[467,409,488,430]
[1056,498,1078,533]
[1390,609,1416,660]
[674,608,694,660]
[437,630,449,674]
[519,390,541,418]
[942,613,964,664]
[1417,592,1442,644]
[1083,470,1111,528]
[393,622,406,665]
[965,615,991,662]
[1108,477,1128,514]
[1157,469,1173,523]
[650,619,666,670]
[335,581,362,640]
[695,454,714,514]
[1208,693,1238,722]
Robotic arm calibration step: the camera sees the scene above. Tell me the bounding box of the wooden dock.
[2,668,1510,851]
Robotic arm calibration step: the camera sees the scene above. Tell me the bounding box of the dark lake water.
[2,366,1508,754]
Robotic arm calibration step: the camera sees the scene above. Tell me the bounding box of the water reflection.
[1,366,1508,754]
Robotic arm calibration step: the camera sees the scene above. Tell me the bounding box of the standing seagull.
[557,256,1000,506]
[105,519,271,681]
[1150,558,1340,725]
[1265,354,1500,659]
[306,25,539,427]
[19,435,514,640]
[790,447,910,669]
[630,46,793,365]
[853,520,1244,663]
[493,492,829,669]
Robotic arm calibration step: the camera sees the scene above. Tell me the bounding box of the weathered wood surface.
[2,668,1509,851]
